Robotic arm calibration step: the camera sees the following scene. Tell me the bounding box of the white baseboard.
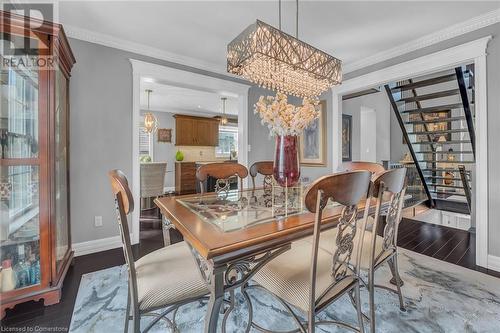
[72,235,124,257]
[487,255,500,273]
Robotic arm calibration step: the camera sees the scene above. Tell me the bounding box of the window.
[139,116,153,160]
[216,126,238,158]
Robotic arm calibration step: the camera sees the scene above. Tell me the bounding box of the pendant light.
[227,0,342,98]
[220,97,228,125]
[143,89,158,133]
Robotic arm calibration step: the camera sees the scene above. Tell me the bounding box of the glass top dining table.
[176,185,341,233]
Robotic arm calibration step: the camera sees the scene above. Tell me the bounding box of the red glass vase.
[273,135,300,187]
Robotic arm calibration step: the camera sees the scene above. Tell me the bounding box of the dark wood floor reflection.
[398,218,500,278]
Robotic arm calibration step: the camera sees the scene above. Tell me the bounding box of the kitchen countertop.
[176,160,237,164]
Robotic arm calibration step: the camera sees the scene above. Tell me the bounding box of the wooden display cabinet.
[0,10,76,318]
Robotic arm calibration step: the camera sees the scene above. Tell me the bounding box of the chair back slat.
[249,161,273,189]
[304,171,372,212]
[196,162,248,194]
[338,161,385,176]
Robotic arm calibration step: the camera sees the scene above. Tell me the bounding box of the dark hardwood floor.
[397,217,500,277]
[1,217,498,330]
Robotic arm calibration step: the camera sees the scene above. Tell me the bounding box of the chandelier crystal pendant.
[220,97,228,125]
[143,89,158,133]
[227,1,342,98]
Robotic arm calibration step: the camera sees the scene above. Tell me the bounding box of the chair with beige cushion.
[305,168,407,333]
[338,161,385,177]
[250,171,373,333]
[108,170,208,333]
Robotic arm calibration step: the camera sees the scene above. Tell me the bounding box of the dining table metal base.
[186,243,292,333]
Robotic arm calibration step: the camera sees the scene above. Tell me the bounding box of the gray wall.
[346,23,500,256]
[390,110,408,163]
[342,91,391,163]
[69,38,245,244]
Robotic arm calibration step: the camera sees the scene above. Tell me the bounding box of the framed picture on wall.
[157,128,172,143]
[300,100,326,166]
[342,114,352,161]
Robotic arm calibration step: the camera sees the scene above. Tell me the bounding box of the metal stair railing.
[455,67,476,158]
[385,84,434,206]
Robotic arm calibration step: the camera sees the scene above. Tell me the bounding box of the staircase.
[385,66,475,214]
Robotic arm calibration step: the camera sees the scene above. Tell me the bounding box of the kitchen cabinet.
[1,10,76,317]
[174,115,219,146]
[175,162,197,195]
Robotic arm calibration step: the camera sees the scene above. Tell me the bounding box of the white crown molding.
[343,8,500,73]
[64,24,227,76]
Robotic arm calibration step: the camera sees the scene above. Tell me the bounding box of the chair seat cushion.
[303,221,393,270]
[253,240,356,312]
[135,241,208,311]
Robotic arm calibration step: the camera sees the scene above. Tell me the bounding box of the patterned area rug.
[69,249,500,333]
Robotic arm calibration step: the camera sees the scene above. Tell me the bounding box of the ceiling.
[140,79,239,116]
[60,1,499,73]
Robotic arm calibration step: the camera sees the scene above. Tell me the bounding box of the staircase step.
[408,128,468,135]
[430,190,466,197]
[414,150,473,154]
[399,89,460,103]
[415,140,471,145]
[392,74,456,91]
[404,116,466,125]
[401,103,463,115]
[425,176,464,181]
[418,160,474,164]
[426,183,466,189]
[422,168,471,173]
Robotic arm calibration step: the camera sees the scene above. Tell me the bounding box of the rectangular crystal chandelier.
[227,20,342,98]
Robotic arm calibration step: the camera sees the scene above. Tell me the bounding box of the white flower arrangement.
[254,92,319,136]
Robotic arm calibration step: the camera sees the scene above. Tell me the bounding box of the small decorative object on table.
[254,93,319,187]
[271,181,304,218]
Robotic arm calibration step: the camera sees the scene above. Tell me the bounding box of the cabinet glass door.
[1,49,42,291]
[54,69,69,272]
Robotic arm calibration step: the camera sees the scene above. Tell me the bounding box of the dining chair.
[338,161,385,177]
[196,162,248,194]
[309,168,407,333]
[140,162,167,211]
[108,170,208,333]
[249,161,274,190]
[250,170,373,333]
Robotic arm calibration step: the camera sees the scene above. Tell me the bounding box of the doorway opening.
[130,59,250,246]
[339,64,478,270]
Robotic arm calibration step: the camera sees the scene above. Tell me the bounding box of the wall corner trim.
[487,255,500,273]
[343,9,500,73]
[72,235,128,257]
